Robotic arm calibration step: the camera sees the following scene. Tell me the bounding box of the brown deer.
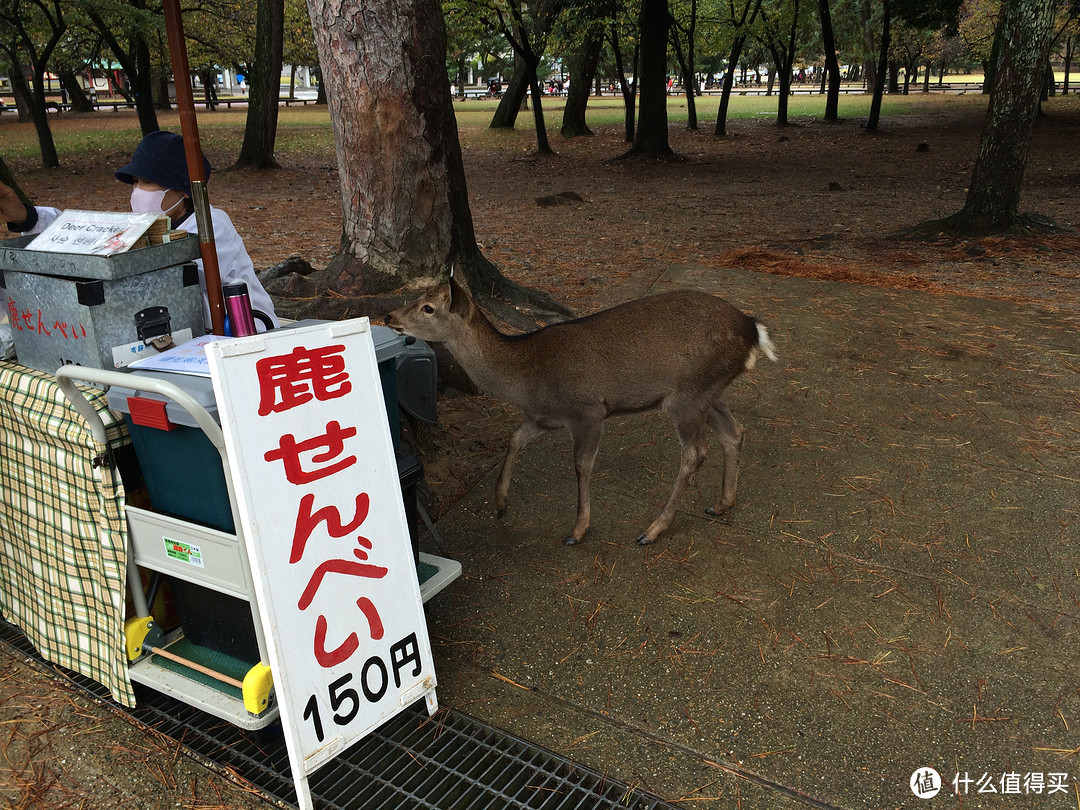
[385,273,776,546]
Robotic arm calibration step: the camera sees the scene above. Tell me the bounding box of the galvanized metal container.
[0,236,204,374]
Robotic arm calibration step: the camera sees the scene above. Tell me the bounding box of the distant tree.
[865,0,890,131]
[236,0,284,168]
[490,0,562,153]
[713,0,763,137]
[0,0,66,167]
[618,0,675,156]
[818,0,842,120]
[607,9,640,141]
[669,0,700,128]
[930,0,1058,233]
[560,20,605,136]
[83,0,163,134]
[759,0,805,125]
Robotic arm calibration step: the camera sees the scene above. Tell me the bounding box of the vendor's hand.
[0,180,31,226]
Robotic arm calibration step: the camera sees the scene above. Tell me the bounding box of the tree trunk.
[527,75,553,154]
[714,35,746,137]
[28,74,60,168]
[865,0,889,132]
[1063,35,1071,94]
[490,60,529,128]
[608,24,637,142]
[303,0,570,318]
[949,0,1057,233]
[560,26,603,137]
[669,21,697,129]
[236,0,284,168]
[7,54,33,123]
[618,0,675,158]
[60,71,93,112]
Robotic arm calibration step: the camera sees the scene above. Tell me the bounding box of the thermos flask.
[222,282,258,337]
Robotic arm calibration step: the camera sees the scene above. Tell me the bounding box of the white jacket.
[24,205,279,333]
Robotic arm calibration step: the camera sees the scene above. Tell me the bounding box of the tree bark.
[236,0,284,168]
[303,0,570,319]
[949,0,1057,232]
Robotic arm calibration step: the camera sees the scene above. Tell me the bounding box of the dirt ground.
[1,93,1078,807]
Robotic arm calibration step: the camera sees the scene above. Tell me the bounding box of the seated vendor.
[0,131,278,333]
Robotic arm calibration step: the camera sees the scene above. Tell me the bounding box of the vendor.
[0,131,278,333]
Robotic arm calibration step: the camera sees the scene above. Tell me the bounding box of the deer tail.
[745,320,777,371]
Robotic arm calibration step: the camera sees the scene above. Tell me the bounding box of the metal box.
[0,235,203,374]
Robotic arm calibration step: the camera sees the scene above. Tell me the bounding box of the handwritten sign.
[205,319,436,810]
[5,295,88,341]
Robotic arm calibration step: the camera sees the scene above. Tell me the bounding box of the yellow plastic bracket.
[242,663,274,716]
[123,616,159,662]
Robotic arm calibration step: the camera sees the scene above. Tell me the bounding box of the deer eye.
[421,304,435,314]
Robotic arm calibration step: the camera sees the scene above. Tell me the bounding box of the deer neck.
[447,308,531,403]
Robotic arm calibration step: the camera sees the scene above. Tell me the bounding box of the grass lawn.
[0,91,997,166]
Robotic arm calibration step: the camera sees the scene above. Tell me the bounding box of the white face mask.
[130,186,183,217]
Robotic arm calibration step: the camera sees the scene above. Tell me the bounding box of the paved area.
[422,265,1080,809]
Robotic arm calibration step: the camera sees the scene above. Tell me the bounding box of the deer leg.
[563,421,603,546]
[637,416,707,546]
[705,401,744,517]
[495,418,549,517]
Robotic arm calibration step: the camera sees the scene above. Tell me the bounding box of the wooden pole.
[162,0,226,336]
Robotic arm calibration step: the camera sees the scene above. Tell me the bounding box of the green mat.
[153,637,251,699]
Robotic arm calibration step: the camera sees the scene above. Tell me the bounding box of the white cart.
[55,364,459,731]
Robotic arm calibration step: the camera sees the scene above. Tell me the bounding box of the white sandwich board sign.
[206,318,437,809]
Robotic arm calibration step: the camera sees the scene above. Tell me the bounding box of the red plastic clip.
[127,396,174,431]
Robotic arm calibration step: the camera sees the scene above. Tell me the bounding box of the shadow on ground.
[423,265,1080,809]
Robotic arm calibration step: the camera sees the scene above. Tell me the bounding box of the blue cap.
[114,131,211,196]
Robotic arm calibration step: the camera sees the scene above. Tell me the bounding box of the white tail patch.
[745,323,778,371]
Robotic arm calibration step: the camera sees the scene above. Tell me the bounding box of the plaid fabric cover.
[0,362,135,706]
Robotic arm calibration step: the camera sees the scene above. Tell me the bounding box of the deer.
[385,271,777,546]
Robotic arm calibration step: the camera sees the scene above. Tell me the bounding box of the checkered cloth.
[0,362,136,706]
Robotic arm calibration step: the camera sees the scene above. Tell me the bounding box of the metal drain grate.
[0,619,676,810]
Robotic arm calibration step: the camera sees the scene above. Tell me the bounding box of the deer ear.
[448,262,472,313]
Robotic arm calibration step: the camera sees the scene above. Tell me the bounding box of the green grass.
[1,90,991,165]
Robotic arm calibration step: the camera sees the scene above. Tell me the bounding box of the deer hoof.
[705,504,731,517]
[496,506,507,518]
[563,534,584,546]
[635,533,655,546]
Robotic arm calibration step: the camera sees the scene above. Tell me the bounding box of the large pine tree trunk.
[236,0,284,168]
[302,0,570,320]
[952,0,1056,232]
[306,0,460,292]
